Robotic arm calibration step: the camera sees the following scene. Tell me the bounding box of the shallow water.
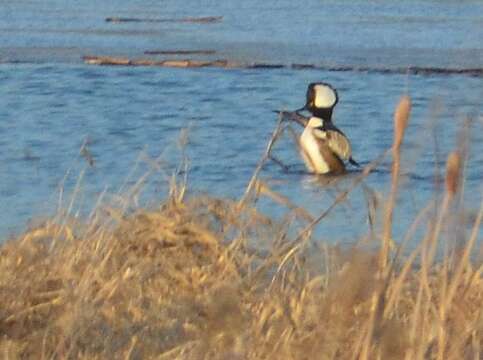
[0,0,482,246]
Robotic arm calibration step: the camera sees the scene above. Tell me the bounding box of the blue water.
[0,0,482,246]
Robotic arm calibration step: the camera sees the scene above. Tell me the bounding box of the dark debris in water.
[144,49,216,56]
[105,16,223,24]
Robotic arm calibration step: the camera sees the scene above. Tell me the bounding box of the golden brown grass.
[0,98,482,359]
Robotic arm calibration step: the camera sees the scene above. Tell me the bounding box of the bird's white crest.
[314,84,337,108]
[307,116,324,128]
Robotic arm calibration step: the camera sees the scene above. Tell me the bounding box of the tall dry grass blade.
[393,95,412,152]
[79,137,95,167]
[445,151,461,198]
[420,151,466,360]
[359,292,379,360]
[444,200,483,311]
[362,95,412,359]
[381,95,412,269]
[424,150,463,271]
[384,244,420,318]
[240,115,285,206]
[56,168,73,216]
[255,180,314,222]
[294,150,390,246]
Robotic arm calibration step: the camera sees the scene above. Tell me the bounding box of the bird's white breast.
[300,128,330,174]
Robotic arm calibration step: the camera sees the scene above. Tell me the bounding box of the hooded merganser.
[288,82,358,174]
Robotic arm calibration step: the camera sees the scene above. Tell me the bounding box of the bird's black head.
[297,82,339,120]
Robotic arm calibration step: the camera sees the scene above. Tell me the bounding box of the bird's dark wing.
[309,128,346,174]
[325,130,352,161]
[302,128,345,174]
[322,122,360,166]
[318,140,346,174]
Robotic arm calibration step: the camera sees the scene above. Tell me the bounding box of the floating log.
[83,56,132,66]
[144,49,216,56]
[82,56,283,69]
[161,59,191,68]
[105,16,223,24]
[82,56,242,68]
[82,55,483,77]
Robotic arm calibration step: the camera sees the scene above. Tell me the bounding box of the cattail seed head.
[393,95,412,151]
[445,151,461,197]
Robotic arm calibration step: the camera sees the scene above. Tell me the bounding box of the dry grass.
[0,98,482,359]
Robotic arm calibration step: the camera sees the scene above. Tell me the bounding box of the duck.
[279,82,358,175]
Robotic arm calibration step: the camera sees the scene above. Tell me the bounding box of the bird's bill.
[294,104,307,113]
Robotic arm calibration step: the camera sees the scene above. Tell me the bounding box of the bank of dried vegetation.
[0,96,481,359]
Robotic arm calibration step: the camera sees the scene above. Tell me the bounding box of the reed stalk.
[381,95,412,268]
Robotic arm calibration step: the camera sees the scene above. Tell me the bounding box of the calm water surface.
[0,0,482,246]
